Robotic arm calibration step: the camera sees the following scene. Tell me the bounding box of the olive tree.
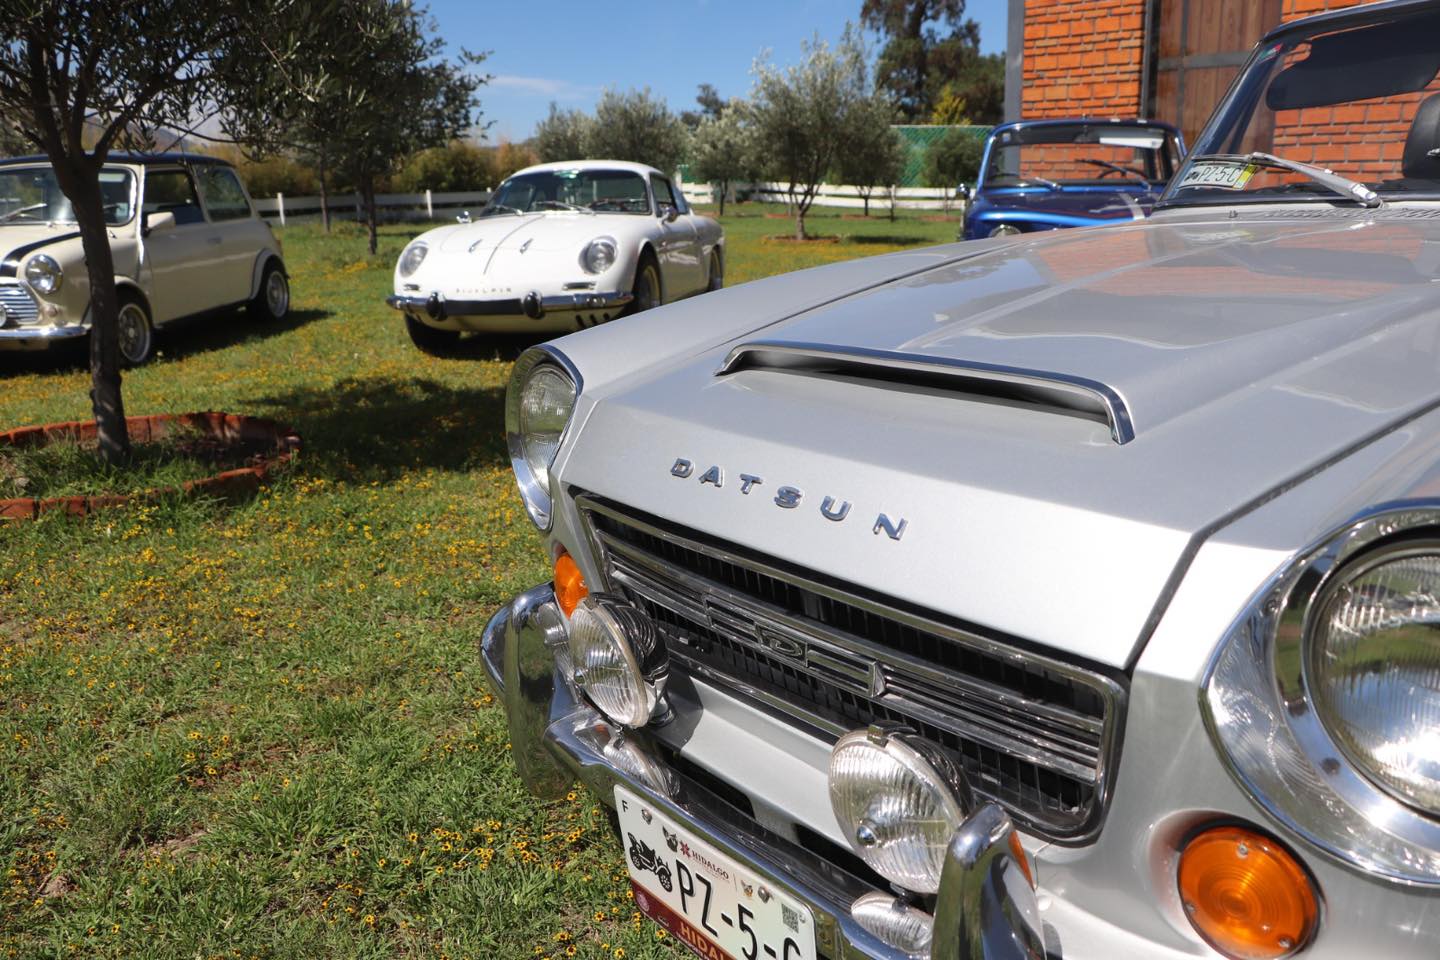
[834,97,906,216]
[688,102,757,216]
[0,0,309,463]
[749,31,870,240]
[586,88,689,175]
[533,103,592,162]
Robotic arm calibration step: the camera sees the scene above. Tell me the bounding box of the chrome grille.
[0,283,39,326]
[579,496,1125,842]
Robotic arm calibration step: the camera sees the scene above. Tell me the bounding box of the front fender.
[247,248,286,300]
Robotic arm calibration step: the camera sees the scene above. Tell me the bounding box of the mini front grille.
[578,496,1126,843]
[0,284,39,326]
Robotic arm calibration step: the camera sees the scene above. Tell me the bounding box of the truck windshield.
[0,166,136,225]
[1162,6,1440,207]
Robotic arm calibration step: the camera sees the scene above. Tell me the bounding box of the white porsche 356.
[386,160,725,352]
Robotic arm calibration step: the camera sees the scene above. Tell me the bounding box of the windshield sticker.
[1177,161,1260,191]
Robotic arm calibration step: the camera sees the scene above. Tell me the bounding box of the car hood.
[0,223,82,266]
[434,212,625,260]
[560,212,1440,669]
[973,187,1159,222]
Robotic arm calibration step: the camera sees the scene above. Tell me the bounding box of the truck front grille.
[578,496,1125,843]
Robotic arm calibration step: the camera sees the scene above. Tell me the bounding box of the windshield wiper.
[481,203,523,217]
[1215,152,1382,208]
[532,200,593,214]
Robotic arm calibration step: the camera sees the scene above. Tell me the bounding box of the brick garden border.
[0,412,302,520]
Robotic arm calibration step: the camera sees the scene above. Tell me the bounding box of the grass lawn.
[0,204,959,959]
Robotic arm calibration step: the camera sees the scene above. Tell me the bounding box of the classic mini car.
[0,153,289,365]
[483,3,1440,958]
[385,160,724,352]
[959,118,1184,240]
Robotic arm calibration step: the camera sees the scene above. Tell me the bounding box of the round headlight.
[1307,543,1440,813]
[504,348,579,529]
[987,223,1022,238]
[398,241,428,277]
[568,594,668,728]
[581,236,617,274]
[829,726,973,894]
[24,254,62,294]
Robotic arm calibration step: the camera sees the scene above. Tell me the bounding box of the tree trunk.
[862,190,870,216]
[57,162,129,463]
[318,150,331,232]
[362,175,378,255]
[717,180,726,217]
[795,205,806,241]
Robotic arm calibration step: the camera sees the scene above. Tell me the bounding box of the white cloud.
[489,74,596,100]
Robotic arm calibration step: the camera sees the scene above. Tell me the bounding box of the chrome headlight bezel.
[398,241,428,277]
[504,345,581,530]
[580,236,617,275]
[987,223,1022,238]
[1203,504,1440,887]
[24,254,62,294]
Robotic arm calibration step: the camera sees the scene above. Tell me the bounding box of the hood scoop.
[717,341,1135,444]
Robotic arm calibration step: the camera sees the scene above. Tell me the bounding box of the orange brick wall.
[1022,0,1148,119]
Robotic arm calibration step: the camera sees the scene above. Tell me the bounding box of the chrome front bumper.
[482,584,1048,960]
[0,324,86,348]
[386,289,633,321]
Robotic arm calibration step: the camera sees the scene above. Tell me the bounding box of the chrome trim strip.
[716,340,1137,445]
[1202,501,1440,887]
[576,495,1126,843]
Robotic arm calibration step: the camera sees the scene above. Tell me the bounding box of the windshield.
[982,123,1181,190]
[484,169,650,216]
[0,166,136,225]
[1163,6,1440,207]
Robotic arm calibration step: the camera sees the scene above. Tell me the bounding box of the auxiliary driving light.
[850,892,934,958]
[829,725,974,894]
[1177,825,1318,960]
[567,594,668,728]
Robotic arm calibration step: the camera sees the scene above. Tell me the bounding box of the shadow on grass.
[249,375,508,481]
[847,234,936,245]
[0,307,332,377]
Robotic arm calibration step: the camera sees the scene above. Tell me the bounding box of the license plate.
[615,786,816,960]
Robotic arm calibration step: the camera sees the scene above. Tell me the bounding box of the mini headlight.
[567,594,668,728]
[581,236,617,274]
[24,254,62,294]
[1307,543,1440,813]
[504,348,579,529]
[398,241,428,277]
[988,223,1022,238]
[829,726,973,894]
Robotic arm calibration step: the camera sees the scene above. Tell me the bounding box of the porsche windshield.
[982,123,1181,190]
[1162,5,1440,207]
[484,169,650,216]
[0,166,135,225]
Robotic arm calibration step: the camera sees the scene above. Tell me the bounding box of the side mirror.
[661,206,678,223]
[143,210,175,235]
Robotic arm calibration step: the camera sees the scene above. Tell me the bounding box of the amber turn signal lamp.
[554,551,588,617]
[1177,825,1318,960]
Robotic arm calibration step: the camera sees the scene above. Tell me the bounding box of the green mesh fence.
[893,125,992,186]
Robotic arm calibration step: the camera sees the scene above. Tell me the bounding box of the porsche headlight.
[988,224,1022,238]
[24,254,62,294]
[398,241,428,277]
[581,236,617,274]
[504,347,580,529]
[1307,543,1440,813]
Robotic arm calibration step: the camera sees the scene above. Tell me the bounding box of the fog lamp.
[829,725,973,894]
[850,892,933,958]
[568,594,668,728]
[1178,825,1318,960]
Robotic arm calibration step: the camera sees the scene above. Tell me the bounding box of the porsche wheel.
[629,257,660,314]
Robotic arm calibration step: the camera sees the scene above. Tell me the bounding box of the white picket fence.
[250,181,962,224]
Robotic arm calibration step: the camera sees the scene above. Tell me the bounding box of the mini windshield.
[483,169,650,216]
[1163,6,1440,207]
[0,166,136,225]
[982,123,1181,190]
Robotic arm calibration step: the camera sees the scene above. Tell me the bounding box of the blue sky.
[429,0,1009,142]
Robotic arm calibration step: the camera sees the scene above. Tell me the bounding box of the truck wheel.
[405,314,460,355]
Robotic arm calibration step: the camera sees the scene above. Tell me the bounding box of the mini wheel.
[116,292,155,367]
[249,260,290,321]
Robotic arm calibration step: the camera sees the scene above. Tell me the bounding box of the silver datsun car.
[484,2,1440,958]
[0,153,289,366]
